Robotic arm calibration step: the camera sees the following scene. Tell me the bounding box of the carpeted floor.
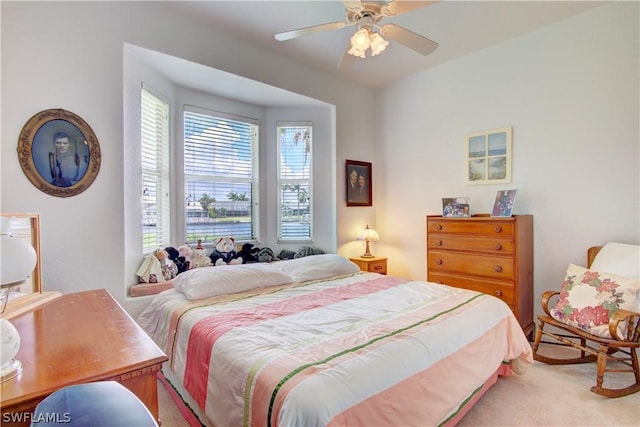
[157,342,640,426]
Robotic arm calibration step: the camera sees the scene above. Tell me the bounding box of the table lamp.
[1,216,37,383]
[358,225,379,258]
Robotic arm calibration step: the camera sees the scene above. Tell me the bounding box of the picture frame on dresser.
[442,197,470,217]
[491,189,518,217]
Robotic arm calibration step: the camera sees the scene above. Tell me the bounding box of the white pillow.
[173,263,293,300]
[590,242,640,278]
[271,254,360,283]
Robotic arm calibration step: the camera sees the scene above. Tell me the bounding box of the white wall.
[1,1,375,317]
[375,2,639,320]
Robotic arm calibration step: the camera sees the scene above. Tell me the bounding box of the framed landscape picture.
[466,126,512,185]
[442,197,470,217]
[491,189,518,217]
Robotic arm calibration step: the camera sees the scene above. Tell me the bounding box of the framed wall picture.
[17,108,101,198]
[491,189,518,217]
[466,126,512,185]
[442,197,470,217]
[346,160,372,206]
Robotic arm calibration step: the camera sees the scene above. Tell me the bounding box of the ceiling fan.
[274,1,439,70]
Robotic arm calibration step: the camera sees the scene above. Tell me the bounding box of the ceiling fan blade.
[379,23,438,55]
[382,0,437,16]
[275,21,348,41]
[337,43,358,71]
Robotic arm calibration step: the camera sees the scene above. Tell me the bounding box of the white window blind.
[277,123,312,241]
[141,86,171,253]
[183,106,259,244]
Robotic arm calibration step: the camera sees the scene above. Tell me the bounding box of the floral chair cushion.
[550,264,640,339]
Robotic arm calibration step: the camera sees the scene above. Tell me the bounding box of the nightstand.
[349,256,387,275]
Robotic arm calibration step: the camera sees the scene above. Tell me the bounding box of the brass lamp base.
[361,240,374,258]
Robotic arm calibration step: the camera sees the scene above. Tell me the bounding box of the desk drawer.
[428,272,515,306]
[428,251,515,280]
[427,219,514,236]
[427,234,514,255]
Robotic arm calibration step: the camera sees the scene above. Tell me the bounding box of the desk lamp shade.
[1,216,37,382]
[358,225,379,258]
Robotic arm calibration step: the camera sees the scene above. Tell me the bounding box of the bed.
[137,254,533,426]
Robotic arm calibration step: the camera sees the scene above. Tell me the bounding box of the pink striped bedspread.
[138,272,533,427]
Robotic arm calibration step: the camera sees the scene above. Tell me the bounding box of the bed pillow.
[550,263,640,338]
[173,263,293,300]
[272,254,360,283]
[589,242,640,278]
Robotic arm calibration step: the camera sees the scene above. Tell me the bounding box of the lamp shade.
[358,225,379,242]
[1,217,37,287]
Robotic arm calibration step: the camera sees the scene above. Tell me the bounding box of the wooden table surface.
[1,289,167,425]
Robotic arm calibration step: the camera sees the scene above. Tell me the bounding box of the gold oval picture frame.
[17,109,101,198]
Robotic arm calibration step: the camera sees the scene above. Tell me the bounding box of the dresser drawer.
[427,219,514,236]
[427,234,514,255]
[428,250,515,281]
[428,272,515,306]
[349,257,387,275]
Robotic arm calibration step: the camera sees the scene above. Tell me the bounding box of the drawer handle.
[495,243,502,250]
[373,265,382,271]
[435,224,443,231]
[494,226,502,233]
[435,280,443,284]
[494,290,503,297]
[494,265,503,272]
[435,239,443,246]
[436,259,443,265]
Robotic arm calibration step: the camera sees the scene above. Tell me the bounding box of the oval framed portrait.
[17,109,101,198]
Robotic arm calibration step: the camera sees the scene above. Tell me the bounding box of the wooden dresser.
[0,289,168,426]
[426,214,534,336]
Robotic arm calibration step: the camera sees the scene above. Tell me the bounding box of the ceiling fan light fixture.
[348,27,388,58]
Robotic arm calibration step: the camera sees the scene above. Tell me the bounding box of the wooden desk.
[0,289,167,426]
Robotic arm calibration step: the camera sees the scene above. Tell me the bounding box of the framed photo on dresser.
[442,197,470,217]
[491,189,518,217]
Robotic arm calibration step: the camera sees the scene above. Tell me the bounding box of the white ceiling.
[163,0,607,89]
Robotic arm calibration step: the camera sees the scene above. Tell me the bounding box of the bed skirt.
[157,363,507,427]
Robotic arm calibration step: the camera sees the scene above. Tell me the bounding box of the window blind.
[183,106,259,243]
[277,123,312,241]
[141,86,171,253]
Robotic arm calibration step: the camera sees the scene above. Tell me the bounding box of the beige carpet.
[157,343,640,426]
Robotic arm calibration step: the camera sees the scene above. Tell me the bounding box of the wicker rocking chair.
[532,246,640,398]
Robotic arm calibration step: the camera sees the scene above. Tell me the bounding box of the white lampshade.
[369,32,389,56]
[1,217,37,287]
[348,28,370,58]
[358,225,379,242]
